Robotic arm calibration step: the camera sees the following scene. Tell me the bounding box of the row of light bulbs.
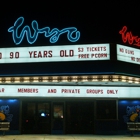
[0,75,139,84]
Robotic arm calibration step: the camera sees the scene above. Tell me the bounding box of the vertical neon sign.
[8,17,80,45]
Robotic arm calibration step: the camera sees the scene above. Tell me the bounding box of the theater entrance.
[21,100,94,134]
[51,102,64,134]
[66,101,94,134]
[21,101,51,134]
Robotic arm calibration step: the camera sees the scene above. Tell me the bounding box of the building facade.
[0,43,140,135]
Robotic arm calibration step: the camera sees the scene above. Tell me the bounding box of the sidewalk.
[0,135,140,140]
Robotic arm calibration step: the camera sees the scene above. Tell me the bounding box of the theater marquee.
[117,44,140,65]
[0,85,139,98]
[0,44,110,63]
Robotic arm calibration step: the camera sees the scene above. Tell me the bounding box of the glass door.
[22,101,51,134]
[37,103,51,134]
[22,102,36,134]
[52,102,64,134]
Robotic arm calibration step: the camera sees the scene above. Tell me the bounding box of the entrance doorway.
[51,102,64,134]
[21,100,94,134]
[66,101,94,134]
[22,101,51,134]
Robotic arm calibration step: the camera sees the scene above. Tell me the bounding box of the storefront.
[1,15,140,135]
[1,87,140,135]
[0,42,140,135]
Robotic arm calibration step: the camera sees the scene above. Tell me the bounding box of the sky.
[0,1,140,76]
[0,1,140,47]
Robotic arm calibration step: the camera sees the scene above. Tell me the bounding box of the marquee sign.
[8,17,80,45]
[117,44,140,65]
[0,85,139,98]
[0,44,110,63]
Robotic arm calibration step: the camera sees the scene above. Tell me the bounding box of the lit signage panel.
[0,85,139,98]
[117,44,140,64]
[0,44,110,63]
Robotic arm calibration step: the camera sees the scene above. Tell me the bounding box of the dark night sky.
[0,1,139,47]
[0,1,140,76]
